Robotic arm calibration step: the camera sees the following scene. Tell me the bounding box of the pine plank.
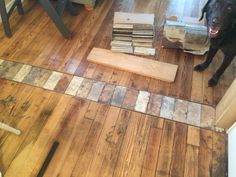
[156,120,176,177]
[198,129,213,177]
[169,123,188,177]
[113,12,155,25]
[71,104,110,177]
[141,125,162,177]
[87,48,178,82]
[184,145,199,177]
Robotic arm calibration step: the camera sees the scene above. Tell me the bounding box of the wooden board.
[216,78,236,128]
[113,12,155,25]
[87,48,178,83]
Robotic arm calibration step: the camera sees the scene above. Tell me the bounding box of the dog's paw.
[208,77,219,87]
[194,64,207,72]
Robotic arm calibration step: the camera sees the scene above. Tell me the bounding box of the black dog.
[194,0,236,87]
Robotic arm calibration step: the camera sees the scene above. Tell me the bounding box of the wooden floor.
[0,0,228,176]
[0,0,235,106]
[0,80,227,177]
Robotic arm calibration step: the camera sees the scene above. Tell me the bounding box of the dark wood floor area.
[0,0,229,176]
[0,0,235,106]
[0,80,227,177]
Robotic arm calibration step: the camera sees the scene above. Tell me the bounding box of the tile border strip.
[0,59,224,132]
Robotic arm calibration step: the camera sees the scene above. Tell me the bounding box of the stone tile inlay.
[87,81,105,101]
[147,94,162,116]
[0,59,222,131]
[111,86,127,107]
[13,65,32,82]
[65,76,84,96]
[187,102,201,126]
[173,99,188,123]
[43,71,63,90]
[135,91,150,113]
[76,79,93,98]
[122,88,139,110]
[160,96,175,119]
[98,84,115,104]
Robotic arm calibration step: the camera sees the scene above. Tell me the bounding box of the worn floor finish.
[0,0,235,106]
[0,80,227,177]
[0,0,228,176]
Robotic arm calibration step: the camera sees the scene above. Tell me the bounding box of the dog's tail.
[199,0,211,21]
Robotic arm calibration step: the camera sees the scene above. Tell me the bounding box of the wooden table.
[0,0,77,38]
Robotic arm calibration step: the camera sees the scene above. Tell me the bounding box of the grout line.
[0,58,224,132]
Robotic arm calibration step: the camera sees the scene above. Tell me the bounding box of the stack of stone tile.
[111,12,156,56]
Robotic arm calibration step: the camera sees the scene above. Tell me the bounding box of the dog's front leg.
[208,54,235,87]
[194,46,218,72]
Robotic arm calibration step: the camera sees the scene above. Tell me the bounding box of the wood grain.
[87,48,178,82]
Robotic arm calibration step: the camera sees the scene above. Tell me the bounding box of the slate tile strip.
[135,91,150,113]
[87,81,105,101]
[22,67,52,87]
[111,86,127,107]
[13,65,32,82]
[187,102,201,127]
[201,105,215,129]
[98,84,115,104]
[0,61,15,76]
[76,79,93,98]
[122,88,139,110]
[65,76,84,96]
[160,96,175,119]
[0,59,221,131]
[146,93,162,116]
[173,99,188,123]
[54,74,73,93]
[1,63,23,80]
[43,71,63,90]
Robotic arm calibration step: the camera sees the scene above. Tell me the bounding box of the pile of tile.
[111,12,156,56]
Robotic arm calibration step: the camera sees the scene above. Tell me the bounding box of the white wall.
[228,122,236,177]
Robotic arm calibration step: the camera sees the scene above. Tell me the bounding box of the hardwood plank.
[212,132,227,177]
[198,129,213,177]
[85,106,120,177]
[156,120,176,177]
[97,109,131,177]
[113,112,141,177]
[113,12,155,25]
[184,145,199,177]
[71,104,110,177]
[43,99,90,177]
[216,78,236,128]
[134,91,150,113]
[87,48,178,82]
[141,123,162,177]
[187,126,200,147]
[169,123,188,177]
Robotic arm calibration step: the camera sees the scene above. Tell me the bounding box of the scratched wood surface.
[0,0,229,176]
[0,80,227,177]
[0,0,235,106]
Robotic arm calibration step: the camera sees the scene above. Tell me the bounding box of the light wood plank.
[216,78,236,128]
[114,12,155,25]
[87,48,178,82]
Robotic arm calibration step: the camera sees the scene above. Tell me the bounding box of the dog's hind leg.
[208,54,235,87]
[194,46,218,72]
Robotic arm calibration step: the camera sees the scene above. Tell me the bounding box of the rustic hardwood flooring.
[0,80,227,177]
[0,0,229,176]
[0,0,235,106]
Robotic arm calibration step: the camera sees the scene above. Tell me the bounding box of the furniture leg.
[38,0,72,38]
[0,0,12,37]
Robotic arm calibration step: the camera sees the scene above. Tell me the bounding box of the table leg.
[38,0,72,38]
[0,0,12,37]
